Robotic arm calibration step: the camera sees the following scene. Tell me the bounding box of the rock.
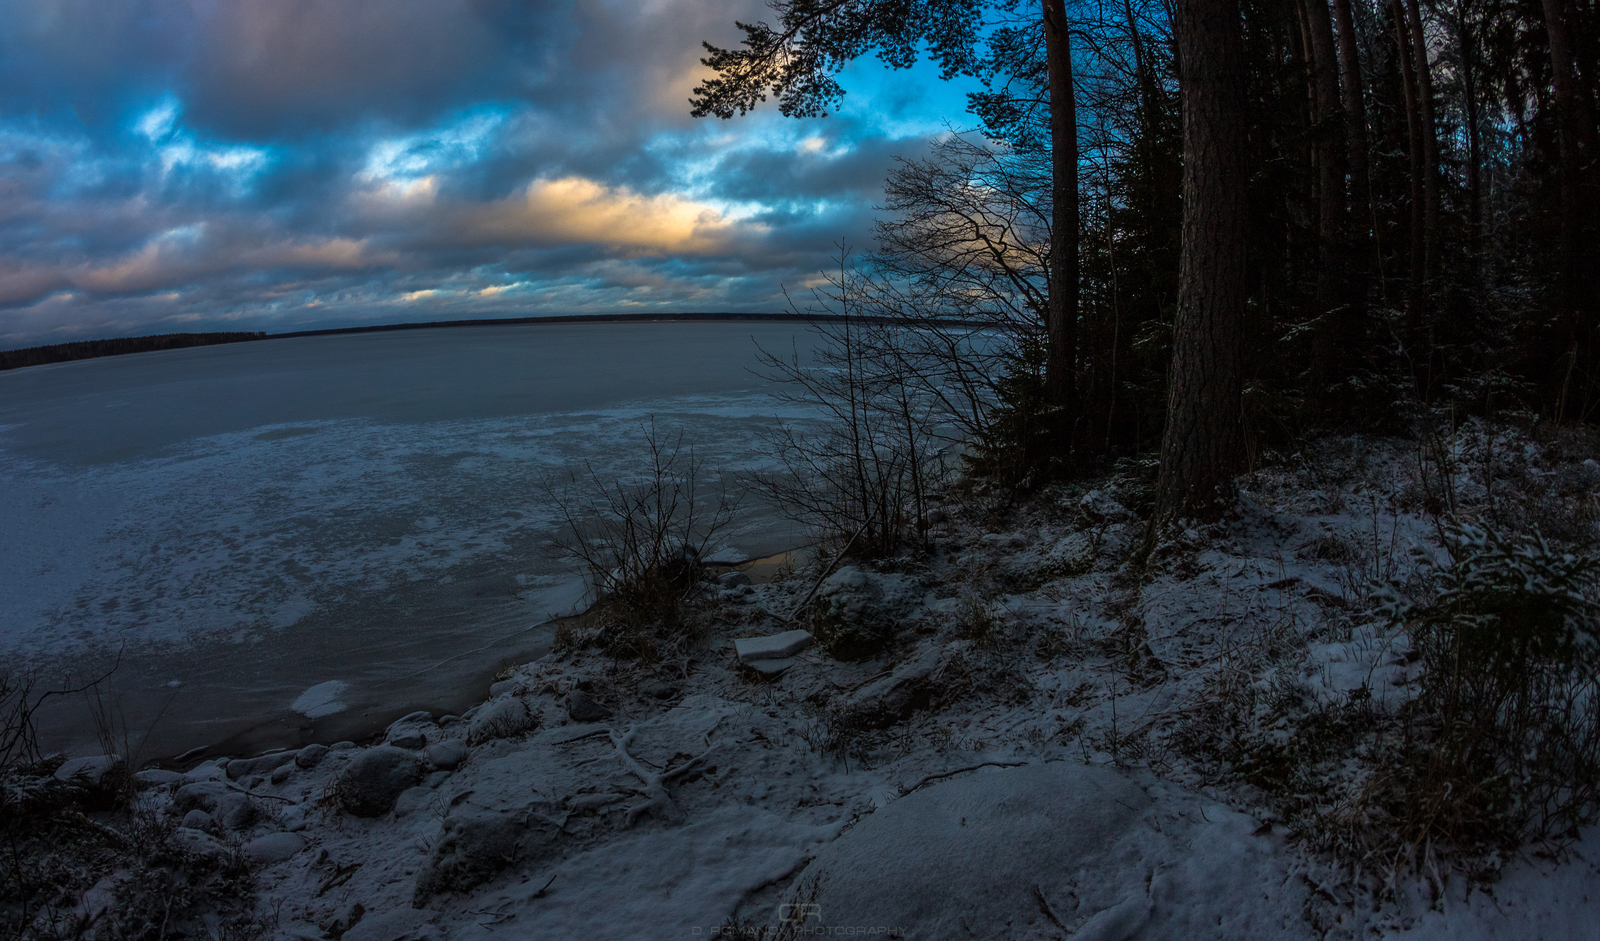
[1079,489,1133,523]
[733,629,814,664]
[171,826,230,860]
[811,566,922,661]
[639,679,679,700]
[243,831,306,866]
[270,763,294,784]
[225,751,296,780]
[741,657,797,677]
[423,740,469,770]
[334,746,425,817]
[565,689,613,723]
[216,792,262,830]
[425,771,452,788]
[488,679,518,698]
[467,698,534,745]
[394,786,436,818]
[280,803,309,832]
[295,743,330,768]
[343,908,437,941]
[181,809,214,832]
[843,646,946,728]
[53,755,125,789]
[794,763,1149,937]
[387,712,436,750]
[438,715,461,727]
[413,806,559,904]
[173,780,230,814]
[388,729,428,750]
[717,570,753,588]
[181,761,226,783]
[329,741,357,751]
[133,768,183,789]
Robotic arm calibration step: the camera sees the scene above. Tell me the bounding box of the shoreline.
[136,547,807,772]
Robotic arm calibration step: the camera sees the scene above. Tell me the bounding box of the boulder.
[53,755,126,800]
[842,645,946,728]
[243,831,306,866]
[216,792,262,830]
[394,786,436,818]
[423,739,469,770]
[170,826,230,860]
[133,768,183,790]
[295,743,330,768]
[717,570,753,589]
[334,746,424,817]
[387,712,436,750]
[811,567,922,660]
[181,809,214,832]
[225,751,296,780]
[412,806,559,905]
[565,689,612,723]
[173,780,230,814]
[793,763,1149,937]
[467,698,534,745]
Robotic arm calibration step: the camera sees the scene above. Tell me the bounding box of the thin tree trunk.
[1542,0,1582,326]
[1392,0,1426,341]
[1405,0,1439,297]
[1458,0,1482,265]
[1154,0,1250,523]
[1304,0,1348,391]
[1331,0,1372,291]
[1043,0,1080,449]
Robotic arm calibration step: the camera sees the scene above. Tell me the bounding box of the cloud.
[0,0,982,347]
[461,176,760,254]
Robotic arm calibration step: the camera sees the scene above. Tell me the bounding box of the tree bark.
[1404,0,1439,317]
[1542,0,1583,324]
[1303,0,1348,391]
[1457,0,1482,264]
[1331,0,1371,290]
[1392,0,1426,341]
[1042,0,1080,444]
[1154,0,1250,523]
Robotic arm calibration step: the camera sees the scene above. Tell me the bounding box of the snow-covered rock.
[334,746,424,817]
[468,697,535,744]
[565,689,612,723]
[413,804,561,905]
[811,566,923,660]
[243,831,306,866]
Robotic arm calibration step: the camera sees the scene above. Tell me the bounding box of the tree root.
[609,727,717,827]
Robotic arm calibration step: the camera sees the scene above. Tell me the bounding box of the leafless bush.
[542,421,739,659]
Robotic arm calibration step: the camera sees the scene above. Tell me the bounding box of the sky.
[0,0,983,349]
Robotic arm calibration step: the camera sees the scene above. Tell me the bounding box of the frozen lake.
[0,322,822,761]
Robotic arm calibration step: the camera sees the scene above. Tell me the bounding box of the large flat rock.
[790,762,1306,940]
[733,629,814,664]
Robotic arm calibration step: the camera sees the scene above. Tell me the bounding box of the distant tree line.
[0,333,268,372]
[695,0,1600,520]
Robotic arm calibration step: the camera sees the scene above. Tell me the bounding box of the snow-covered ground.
[0,324,823,760]
[94,425,1600,939]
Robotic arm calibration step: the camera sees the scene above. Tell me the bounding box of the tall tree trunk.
[1331,0,1372,292]
[1042,0,1080,447]
[1154,0,1250,523]
[1405,0,1439,300]
[1543,0,1583,328]
[1392,0,1426,341]
[1304,0,1348,392]
[1458,0,1483,265]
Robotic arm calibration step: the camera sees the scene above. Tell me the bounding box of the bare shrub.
[542,420,739,659]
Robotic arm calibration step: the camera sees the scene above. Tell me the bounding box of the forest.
[693,0,1599,519]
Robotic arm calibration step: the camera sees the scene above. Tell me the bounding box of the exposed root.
[609,727,718,827]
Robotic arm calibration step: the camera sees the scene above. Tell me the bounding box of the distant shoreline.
[0,312,893,372]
